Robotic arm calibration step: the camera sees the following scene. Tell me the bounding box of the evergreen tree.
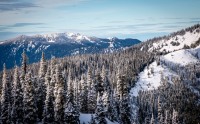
[87,78,97,113]
[80,74,88,113]
[87,66,92,90]
[11,66,23,123]
[42,66,54,124]
[95,93,107,124]
[95,70,104,95]
[23,72,37,123]
[159,114,164,124]
[1,64,11,124]
[20,50,28,90]
[64,76,79,124]
[150,113,155,124]
[119,96,132,124]
[164,110,170,124]
[157,96,162,124]
[54,65,65,123]
[54,87,65,123]
[54,64,64,98]
[21,50,28,76]
[37,52,47,121]
[172,109,179,124]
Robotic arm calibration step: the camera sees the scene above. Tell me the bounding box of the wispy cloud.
[0,2,39,12]
[11,23,44,27]
[0,23,45,32]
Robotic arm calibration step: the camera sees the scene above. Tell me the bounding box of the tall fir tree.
[37,52,47,121]
[20,50,28,90]
[87,78,97,113]
[80,74,88,113]
[150,113,155,124]
[172,109,179,124]
[54,64,65,123]
[64,72,79,124]
[1,64,11,124]
[42,66,55,124]
[23,72,37,123]
[95,93,107,124]
[164,110,171,124]
[157,96,162,124]
[11,66,23,123]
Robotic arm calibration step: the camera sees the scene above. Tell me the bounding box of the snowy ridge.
[42,32,93,43]
[148,27,200,53]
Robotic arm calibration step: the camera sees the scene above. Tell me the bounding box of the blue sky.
[0,0,200,41]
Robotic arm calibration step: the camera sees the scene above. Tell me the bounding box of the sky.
[0,0,200,41]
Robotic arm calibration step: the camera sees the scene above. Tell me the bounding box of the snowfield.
[130,62,178,97]
[162,49,199,66]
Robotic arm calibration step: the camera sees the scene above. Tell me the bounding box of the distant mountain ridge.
[0,32,141,70]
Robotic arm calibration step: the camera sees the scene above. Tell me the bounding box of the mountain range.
[0,33,140,70]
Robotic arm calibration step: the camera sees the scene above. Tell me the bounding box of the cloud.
[11,23,44,27]
[0,23,45,32]
[0,2,39,12]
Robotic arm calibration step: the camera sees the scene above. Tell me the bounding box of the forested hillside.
[0,24,200,124]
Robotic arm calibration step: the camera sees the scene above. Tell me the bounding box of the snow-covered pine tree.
[157,96,162,123]
[1,64,11,124]
[50,57,56,77]
[80,74,88,113]
[150,113,155,124]
[87,66,92,90]
[87,77,97,113]
[54,87,65,123]
[11,66,23,123]
[54,64,65,123]
[21,49,28,76]
[67,68,73,97]
[64,74,79,124]
[116,73,132,124]
[20,50,28,90]
[54,64,64,100]
[23,72,37,123]
[95,69,104,96]
[37,52,47,121]
[116,70,123,101]
[95,93,107,124]
[87,65,97,112]
[159,114,164,124]
[172,109,179,124]
[164,110,171,124]
[42,66,55,124]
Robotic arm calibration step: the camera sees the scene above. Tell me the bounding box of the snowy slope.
[162,49,199,66]
[130,62,178,97]
[149,28,200,53]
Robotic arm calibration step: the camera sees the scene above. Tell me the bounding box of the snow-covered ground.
[130,61,178,97]
[149,29,200,53]
[79,113,118,124]
[162,49,199,66]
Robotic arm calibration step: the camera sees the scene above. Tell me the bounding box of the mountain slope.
[0,33,140,70]
[130,24,200,122]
